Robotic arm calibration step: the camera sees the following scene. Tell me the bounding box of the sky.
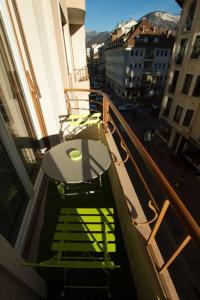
[85,0,181,32]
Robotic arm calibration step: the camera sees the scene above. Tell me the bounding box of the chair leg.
[60,268,67,298]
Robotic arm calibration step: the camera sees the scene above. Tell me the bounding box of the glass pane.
[185,0,196,31]
[0,20,41,183]
[182,74,193,94]
[169,71,179,93]
[191,36,200,59]
[176,39,187,64]
[0,141,28,245]
[173,105,183,123]
[192,76,200,97]
[183,109,194,126]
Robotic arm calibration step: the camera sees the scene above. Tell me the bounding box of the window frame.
[173,105,183,123]
[182,109,194,127]
[182,74,193,94]
[192,76,200,97]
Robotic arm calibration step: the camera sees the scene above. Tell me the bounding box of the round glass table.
[42,139,112,183]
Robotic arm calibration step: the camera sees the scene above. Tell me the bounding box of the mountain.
[86,30,110,47]
[139,11,180,29]
[86,11,179,46]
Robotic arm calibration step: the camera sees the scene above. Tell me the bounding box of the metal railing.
[64,88,200,287]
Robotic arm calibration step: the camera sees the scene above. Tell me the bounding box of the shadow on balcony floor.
[37,172,138,300]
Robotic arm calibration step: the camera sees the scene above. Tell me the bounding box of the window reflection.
[0,19,41,182]
[0,141,28,245]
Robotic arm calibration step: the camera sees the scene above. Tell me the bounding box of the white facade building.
[0,1,88,298]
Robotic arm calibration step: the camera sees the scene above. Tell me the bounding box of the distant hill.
[86,30,110,47]
[139,11,180,29]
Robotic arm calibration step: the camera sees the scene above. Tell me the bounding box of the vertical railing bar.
[103,96,109,132]
[147,199,170,245]
[159,235,191,274]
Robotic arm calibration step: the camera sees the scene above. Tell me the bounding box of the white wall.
[16,0,68,136]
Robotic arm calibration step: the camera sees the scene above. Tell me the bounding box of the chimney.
[167,29,172,38]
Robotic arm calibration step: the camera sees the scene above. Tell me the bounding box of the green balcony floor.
[37,172,137,300]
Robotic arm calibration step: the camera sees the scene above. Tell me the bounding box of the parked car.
[89,93,97,100]
[151,103,161,110]
[90,103,97,110]
[118,103,138,112]
[96,94,103,101]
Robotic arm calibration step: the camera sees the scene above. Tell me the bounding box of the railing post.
[159,235,191,274]
[147,199,170,246]
[103,96,110,132]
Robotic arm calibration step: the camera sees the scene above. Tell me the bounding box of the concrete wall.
[0,235,47,300]
[16,0,67,136]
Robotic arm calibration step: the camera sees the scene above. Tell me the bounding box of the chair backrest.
[66,113,101,126]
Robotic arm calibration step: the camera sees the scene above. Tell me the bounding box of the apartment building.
[160,0,200,174]
[0,0,89,298]
[105,19,174,99]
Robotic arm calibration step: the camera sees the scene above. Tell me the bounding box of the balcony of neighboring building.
[25,90,200,300]
[64,0,85,26]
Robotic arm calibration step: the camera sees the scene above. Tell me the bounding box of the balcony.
[64,0,85,25]
[27,90,200,299]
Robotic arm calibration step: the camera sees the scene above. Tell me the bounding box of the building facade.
[160,0,200,174]
[105,19,174,99]
[0,0,88,298]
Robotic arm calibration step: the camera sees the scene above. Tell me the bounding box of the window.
[156,50,160,56]
[182,74,193,94]
[160,50,163,56]
[169,71,179,93]
[144,37,148,43]
[131,51,134,56]
[173,105,183,123]
[192,76,200,96]
[182,109,194,126]
[144,62,152,71]
[129,76,132,82]
[154,63,157,69]
[134,64,137,69]
[138,63,142,69]
[165,50,168,56]
[163,97,173,117]
[130,63,134,70]
[154,37,159,43]
[184,0,197,31]
[135,50,138,56]
[176,39,187,64]
[140,50,143,56]
[162,64,165,69]
[191,36,200,59]
[0,141,28,245]
[0,20,41,183]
